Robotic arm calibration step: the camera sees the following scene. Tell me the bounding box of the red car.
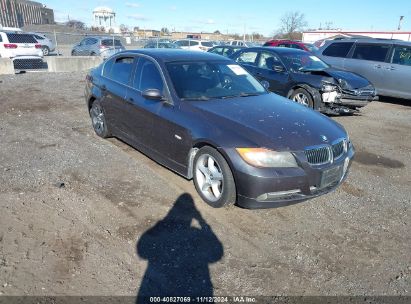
[263,39,318,52]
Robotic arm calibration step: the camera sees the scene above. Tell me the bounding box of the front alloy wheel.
[193,147,236,208]
[291,88,314,108]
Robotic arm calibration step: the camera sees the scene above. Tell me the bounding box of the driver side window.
[258,52,282,70]
[134,58,164,93]
[235,51,258,66]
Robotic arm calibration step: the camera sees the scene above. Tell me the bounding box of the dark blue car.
[85,49,354,209]
[230,47,376,114]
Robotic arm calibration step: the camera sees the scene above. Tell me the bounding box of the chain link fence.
[10,29,266,72]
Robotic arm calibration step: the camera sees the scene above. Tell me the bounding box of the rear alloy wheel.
[90,101,110,138]
[291,88,314,108]
[193,146,236,208]
[42,46,50,56]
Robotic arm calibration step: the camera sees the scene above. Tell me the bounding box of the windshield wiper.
[239,92,264,97]
[181,96,210,101]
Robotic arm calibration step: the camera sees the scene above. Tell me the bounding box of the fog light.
[257,189,301,201]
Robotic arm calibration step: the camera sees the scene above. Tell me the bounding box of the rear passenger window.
[6,33,37,43]
[391,46,411,66]
[189,41,199,46]
[323,42,354,58]
[352,44,390,62]
[108,57,134,85]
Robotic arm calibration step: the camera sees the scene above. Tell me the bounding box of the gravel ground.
[0,72,410,297]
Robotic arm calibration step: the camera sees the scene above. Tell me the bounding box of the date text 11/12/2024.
[148,296,257,303]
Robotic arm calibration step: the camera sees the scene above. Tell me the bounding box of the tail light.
[99,45,108,49]
[35,44,42,49]
[4,44,18,49]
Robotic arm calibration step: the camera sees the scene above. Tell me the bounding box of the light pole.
[398,16,404,31]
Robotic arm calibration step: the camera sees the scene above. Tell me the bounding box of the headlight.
[321,81,339,92]
[236,148,298,168]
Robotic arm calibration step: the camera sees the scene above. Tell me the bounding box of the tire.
[71,50,76,56]
[90,52,96,56]
[290,88,314,108]
[89,100,110,138]
[193,146,236,208]
[42,46,50,56]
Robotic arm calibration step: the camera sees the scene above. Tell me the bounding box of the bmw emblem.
[320,135,328,142]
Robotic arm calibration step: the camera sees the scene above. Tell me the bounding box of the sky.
[41,0,411,36]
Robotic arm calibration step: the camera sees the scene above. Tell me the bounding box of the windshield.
[166,62,266,100]
[281,53,329,72]
[304,43,319,52]
[102,39,123,47]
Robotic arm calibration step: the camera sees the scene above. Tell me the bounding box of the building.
[303,30,411,43]
[133,28,160,38]
[170,31,225,41]
[0,0,54,28]
[93,7,119,33]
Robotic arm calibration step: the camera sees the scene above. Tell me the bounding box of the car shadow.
[378,96,411,107]
[136,193,223,302]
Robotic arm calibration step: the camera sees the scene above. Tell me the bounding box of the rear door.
[100,55,135,135]
[344,43,391,94]
[76,38,88,55]
[383,44,411,99]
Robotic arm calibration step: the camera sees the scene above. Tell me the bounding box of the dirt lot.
[0,72,410,298]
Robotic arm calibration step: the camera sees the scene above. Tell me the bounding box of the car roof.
[116,49,231,62]
[246,46,308,55]
[322,38,411,45]
[212,45,245,48]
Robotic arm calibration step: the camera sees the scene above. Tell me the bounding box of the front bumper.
[337,94,377,108]
[222,146,355,209]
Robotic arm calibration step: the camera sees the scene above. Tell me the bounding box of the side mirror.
[273,65,285,73]
[260,80,270,90]
[142,89,164,101]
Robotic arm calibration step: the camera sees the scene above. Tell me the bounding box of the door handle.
[101,85,107,92]
[126,97,134,104]
[386,66,396,71]
[374,64,381,69]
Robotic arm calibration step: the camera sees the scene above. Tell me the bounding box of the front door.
[127,57,191,171]
[254,51,290,95]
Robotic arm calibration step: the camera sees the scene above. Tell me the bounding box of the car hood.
[188,93,347,151]
[324,68,372,89]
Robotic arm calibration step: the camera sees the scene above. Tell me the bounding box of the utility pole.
[398,16,404,31]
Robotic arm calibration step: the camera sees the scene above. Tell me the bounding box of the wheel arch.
[287,84,322,110]
[87,96,97,115]
[186,141,237,185]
